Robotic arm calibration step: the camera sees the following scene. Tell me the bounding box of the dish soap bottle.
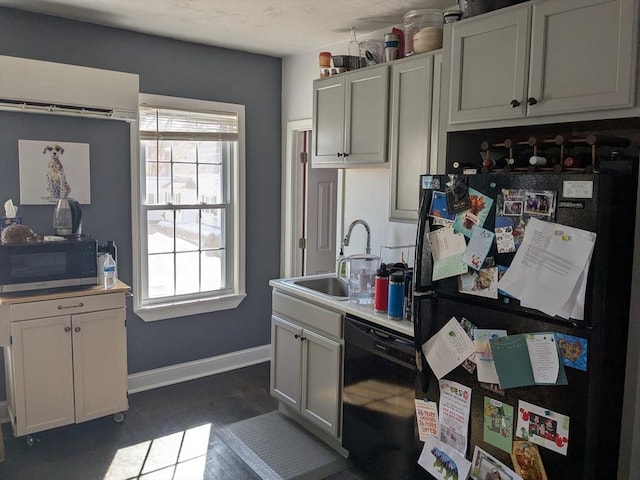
[103,253,117,289]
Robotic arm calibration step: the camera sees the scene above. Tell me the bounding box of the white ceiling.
[0,0,456,57]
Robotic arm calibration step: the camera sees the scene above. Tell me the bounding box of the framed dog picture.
[18,139,91,204]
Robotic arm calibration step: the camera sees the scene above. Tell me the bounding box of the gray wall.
[0,7,282,395]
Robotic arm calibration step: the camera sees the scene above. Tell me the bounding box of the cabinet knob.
[294,334,300,339]
[75,327,81,333]
[510,99,521,108]
[343,153,349,157]
[527,97,538,106]
[337,152,343,157]
[64,326,71,333]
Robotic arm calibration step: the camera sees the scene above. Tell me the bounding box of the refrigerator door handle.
[414,188,434,294]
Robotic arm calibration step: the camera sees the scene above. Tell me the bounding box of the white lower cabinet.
[270,291,342,438]
[2,287,129,438]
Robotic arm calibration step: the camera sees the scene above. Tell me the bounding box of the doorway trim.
[281,119,311,277]
[282,119,344,278]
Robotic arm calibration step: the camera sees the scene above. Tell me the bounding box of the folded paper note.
[490,333,567,389]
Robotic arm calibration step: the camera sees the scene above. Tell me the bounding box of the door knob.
[510,99,521,108]
[527,97,538,105]
[64,326,71,333]
[75,326,81,333]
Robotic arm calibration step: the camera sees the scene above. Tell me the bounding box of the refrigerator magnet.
[511,441,548,480]
[555,333,588,371]
[461,226,495,271]
[470,446,522,480]
[453,188,495,237]
[516,401,570,456]
[483,396,515,454]
[429,190,456,226]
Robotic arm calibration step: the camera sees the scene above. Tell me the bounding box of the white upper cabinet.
[388,53,442,222]
[447,0,638,128]
[528,0,636,116]
[448,5,531,124]
[312,64,390,168]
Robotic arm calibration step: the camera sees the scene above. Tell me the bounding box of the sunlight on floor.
[104,423,211,480]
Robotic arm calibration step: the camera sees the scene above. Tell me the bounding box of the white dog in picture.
[43,143,71,199]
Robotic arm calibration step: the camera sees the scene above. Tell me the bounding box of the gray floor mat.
[216,411,350,480]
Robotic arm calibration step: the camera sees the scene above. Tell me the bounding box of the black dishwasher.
[343,315,429,479]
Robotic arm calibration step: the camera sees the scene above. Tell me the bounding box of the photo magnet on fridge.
[453,188,495,238]
[483,396,514,454]
[445,174,471,213]
[516,401,570,456]
[429,191,456,226]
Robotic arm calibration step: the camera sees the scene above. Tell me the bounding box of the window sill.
[134,293,247,322]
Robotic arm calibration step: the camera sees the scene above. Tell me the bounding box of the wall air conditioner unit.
[0,55,139,121]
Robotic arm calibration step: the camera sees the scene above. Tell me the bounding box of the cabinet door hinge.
[299,152,308,164]
[298,238,306,249]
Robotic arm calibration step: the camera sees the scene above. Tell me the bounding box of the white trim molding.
[282,118,312,278]
[127,344,271,394]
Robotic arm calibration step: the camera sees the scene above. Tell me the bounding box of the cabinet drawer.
[9,293,125,321]
[272,291,343,338]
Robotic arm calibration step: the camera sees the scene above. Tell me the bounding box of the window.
[132,94,245,321]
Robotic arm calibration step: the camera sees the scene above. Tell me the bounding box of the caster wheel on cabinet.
[113,412,126,424]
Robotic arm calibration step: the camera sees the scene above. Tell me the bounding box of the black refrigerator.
[412,162,637,479]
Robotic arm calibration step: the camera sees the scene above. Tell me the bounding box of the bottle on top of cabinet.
[103,253,117,289]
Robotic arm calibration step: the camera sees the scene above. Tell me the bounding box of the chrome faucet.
[343,219,371,254]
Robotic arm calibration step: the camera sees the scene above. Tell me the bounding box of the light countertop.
[0,280,131,305]
[269,274,415,338]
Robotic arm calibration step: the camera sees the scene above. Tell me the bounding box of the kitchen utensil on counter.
[52,198,82,237]
[338,254,380,305]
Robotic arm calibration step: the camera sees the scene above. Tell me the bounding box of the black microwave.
[0,236,98,293]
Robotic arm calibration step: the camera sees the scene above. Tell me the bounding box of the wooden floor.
[0,362,380,480]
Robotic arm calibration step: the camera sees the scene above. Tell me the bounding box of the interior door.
[305,163,338,275]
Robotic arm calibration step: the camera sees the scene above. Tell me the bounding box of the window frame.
[131,93,246,321]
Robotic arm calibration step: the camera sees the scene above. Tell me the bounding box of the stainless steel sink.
[293,277,349,299]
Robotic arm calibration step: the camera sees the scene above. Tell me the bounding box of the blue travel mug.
[387,271,405,320]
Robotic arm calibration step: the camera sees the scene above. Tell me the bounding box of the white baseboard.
[127,344,271,394]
